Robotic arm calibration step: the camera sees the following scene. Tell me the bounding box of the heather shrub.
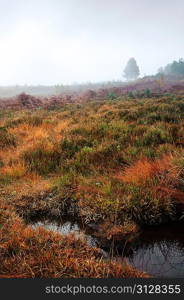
[144,88,151,97]
[140,127,172,146]
[60,137,93,159]
[0,127,17,148]
[108,92,117,100]
[23,144,61,175]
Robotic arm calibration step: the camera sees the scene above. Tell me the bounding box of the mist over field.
[0,0,183,86]
[1,1,184,282]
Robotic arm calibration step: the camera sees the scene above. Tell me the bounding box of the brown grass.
[117,155,178,185]
[1,94,184,277]
[0,202,148,278]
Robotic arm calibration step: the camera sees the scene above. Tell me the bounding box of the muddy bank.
[26,214,139,252]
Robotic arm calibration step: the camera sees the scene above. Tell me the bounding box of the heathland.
[0,80,184,277]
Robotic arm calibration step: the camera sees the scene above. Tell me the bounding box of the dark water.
[32,219,184,277]
[125,222,184,278]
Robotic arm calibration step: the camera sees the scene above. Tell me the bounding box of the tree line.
[158,58,184,77]
[123,57,184,81]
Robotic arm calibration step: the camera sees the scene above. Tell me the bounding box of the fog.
[0,0,183,85]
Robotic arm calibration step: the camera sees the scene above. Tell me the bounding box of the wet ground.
[31,218,184,278]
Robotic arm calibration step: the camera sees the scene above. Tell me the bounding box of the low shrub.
[0,127,17,148]
[23,145,61,175]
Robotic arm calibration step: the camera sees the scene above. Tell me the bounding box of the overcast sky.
[0,0,183,85]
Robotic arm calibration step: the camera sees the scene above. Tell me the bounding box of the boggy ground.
[1,93,184,277]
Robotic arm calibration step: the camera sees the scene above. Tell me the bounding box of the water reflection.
[32,219,98,248]
[126,223,184,277]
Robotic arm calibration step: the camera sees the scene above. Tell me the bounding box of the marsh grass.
[1,93,184,277]
[0,202,148,278]
[0,127,16,148]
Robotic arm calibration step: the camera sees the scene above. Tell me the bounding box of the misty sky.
[0,0,183,85]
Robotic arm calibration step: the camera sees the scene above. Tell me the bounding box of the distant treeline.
[1,58,184,99]
[158,58,184,77]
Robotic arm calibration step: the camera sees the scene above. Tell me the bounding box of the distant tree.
[157,67,164,74]
[170,58,184,76]
[123,58,140,81]
[164,63,172,75]
[158,58,184,77]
